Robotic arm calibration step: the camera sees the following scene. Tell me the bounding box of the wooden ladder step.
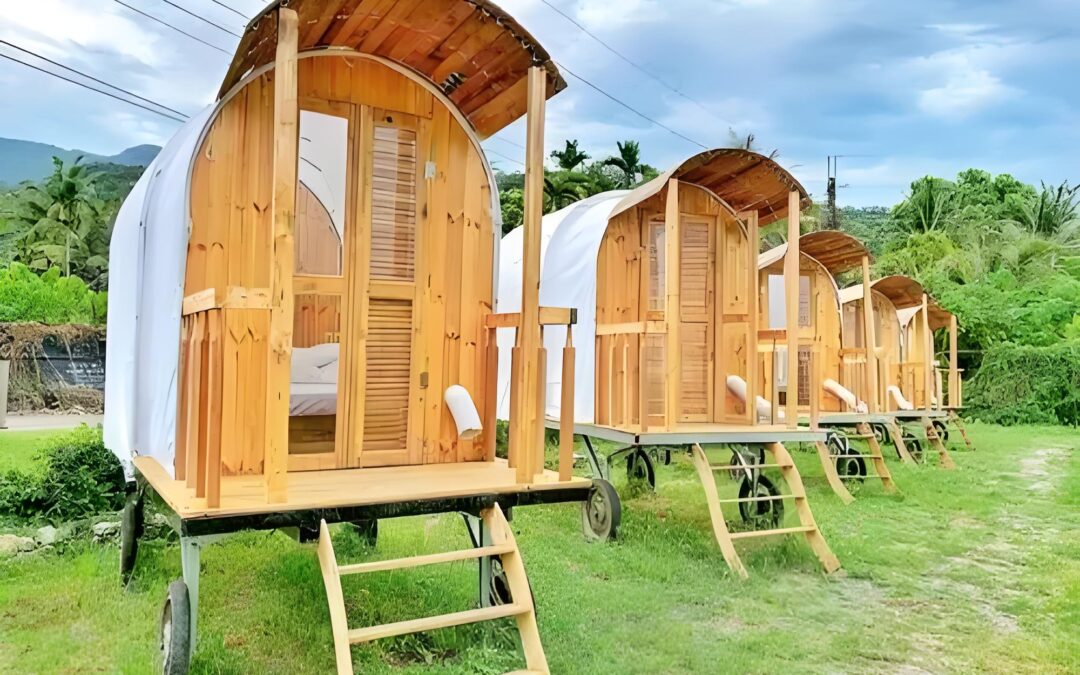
[716,493,805,505]
[729,525,815,540]
[829,453,879,460]
[710,462,793,471]
[338,544,515,575]
[348,603,527,644]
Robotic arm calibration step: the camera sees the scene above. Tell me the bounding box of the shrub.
[965,342,1080,426]
[0,426,125,522]
[0,263,107,324]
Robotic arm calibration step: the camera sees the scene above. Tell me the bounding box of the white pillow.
[293,343,339,369]
[291,361,324,384]
[317,359,339,383]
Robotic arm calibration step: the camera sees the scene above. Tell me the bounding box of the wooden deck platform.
[814,412,893,425]
[134,456,591,521]
[546,419,826,446]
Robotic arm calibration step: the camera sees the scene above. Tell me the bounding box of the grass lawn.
[0,423,1077,673]
[0,429,59,474]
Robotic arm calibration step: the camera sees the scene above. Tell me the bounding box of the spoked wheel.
[648,447,673,466]
[903,435,925,463]
[581,479,621,542]
[932,420,949,443]
[826,431,849,458]
[160,580,191,675]
[737,475,784,528]
[120,490,144,585]
[488,557,512,606]
[835,447,867,482]
[871,424,888,445]
[625,448,656,490]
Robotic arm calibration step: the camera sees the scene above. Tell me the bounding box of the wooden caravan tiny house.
[498,150,841,577]
[838,276,956,467]
[757,232,898,497]
[106,2,594,672]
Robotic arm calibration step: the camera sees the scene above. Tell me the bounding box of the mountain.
[0,137,161,188]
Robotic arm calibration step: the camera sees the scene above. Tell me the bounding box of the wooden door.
[358,110,424,467]
[678,216,713,422]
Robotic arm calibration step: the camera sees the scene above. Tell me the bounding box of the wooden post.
[783,191,800,428]
[921,294,932,412]
[948,313,959,408]
[744,211,760,425]
[664,179,681,429]
[559,327,575,481]
[512,66,546,484]
[263,7,299,503]
[860,256,879,413]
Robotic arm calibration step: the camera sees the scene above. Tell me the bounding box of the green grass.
[0,423,1077,673]
[0,429,57,473]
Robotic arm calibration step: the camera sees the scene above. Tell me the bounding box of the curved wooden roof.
[611,149,810,226]
[219,0,566,138]
[757,231,870,275]
[871,275,927,310]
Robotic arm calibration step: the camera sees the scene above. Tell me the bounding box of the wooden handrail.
[182,286,271,316]
[485,306,577,329]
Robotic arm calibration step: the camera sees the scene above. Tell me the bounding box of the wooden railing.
[176,287,271,508]
[896,361,927,409]
[593,322,665,430]
[294,274,342,347]
[838,347,871,411]
[756,330,822,427]
[483,307,577,483]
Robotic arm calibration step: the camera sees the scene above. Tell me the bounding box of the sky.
[1,0,1078,206]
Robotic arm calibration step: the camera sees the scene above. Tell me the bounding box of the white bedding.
[290,382,338,417]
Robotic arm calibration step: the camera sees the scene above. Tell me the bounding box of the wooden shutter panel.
[370,125,417,281]
[363,298,413,453]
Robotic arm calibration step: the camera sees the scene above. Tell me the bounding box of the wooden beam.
[484,307,578,329]
[663,179,681,428]
[559,328,575,481]
[922,293,933,412]
[860,255,879,413]
[512,65,546,484]
[744,210,760,426]
[949,313,959,408]
[182,287,272,315]
[784,191,799,428]
[263,6,299,504]
[594,321,645,336]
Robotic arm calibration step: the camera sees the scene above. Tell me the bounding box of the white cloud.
[917,65,1013,118]
[0,0,162,66]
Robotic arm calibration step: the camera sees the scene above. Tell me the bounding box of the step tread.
[729,525,816,540]
[338,543,516,576]
[348,603,527,644]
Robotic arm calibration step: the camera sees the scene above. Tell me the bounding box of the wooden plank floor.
[135,456,591,520]
[548,419,828,445]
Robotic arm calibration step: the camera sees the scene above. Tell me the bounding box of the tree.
[892,176,957,233]
[500,187,524,235]
[1,157,111,289]
[550,139,589,171]
[602,140,645,189]
[543,171,592,214]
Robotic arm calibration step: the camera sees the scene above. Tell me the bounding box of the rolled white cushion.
[294,343,340,369]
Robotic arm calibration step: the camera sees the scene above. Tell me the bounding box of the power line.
[0,52,187,124]
[539,0,734,129]
[556,62,708,150]
[488,135,525,150]
[157,0,243,38]
[113,0,232,55]
[0,39,190,119]
[483,147,525,168]
[207,0,249,21]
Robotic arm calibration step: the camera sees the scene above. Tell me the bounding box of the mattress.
[290,382,338,416]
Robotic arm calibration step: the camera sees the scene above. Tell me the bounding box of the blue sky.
[1,0,1077,206]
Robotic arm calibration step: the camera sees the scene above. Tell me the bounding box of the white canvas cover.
[495,191,629,424]
[104,107,215,479]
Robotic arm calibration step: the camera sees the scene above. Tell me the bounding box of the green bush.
[0,426,125,522]
[0,263,107,324]
[965,342,1080,426]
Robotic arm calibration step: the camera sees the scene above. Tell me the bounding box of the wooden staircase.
[317,504,548,674]
[818,423,900,500]
[690,443,842,579]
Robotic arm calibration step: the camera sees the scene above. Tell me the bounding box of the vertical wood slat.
[559,327,575,482]
[784,191,800,428]
[175,316,192,481]
[264,6,300,503]
[512,66,546,484]
[204,310,224,507]
[186,312,205,490]
[663,179,681,429]
[482,326,499,461]
[949,314,959,408]
[860,256,879,413]
[743,210,759,425]
[922,293,933,412]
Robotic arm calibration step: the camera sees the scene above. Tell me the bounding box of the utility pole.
[826,156,839,229]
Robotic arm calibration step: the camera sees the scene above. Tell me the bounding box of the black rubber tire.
[826,431,849,458]
[871,424,888,445]
[581,479,621,542]
[298,524,320,543]
[626,448,656,490]
[120,494,143,585]
[737,475,784,527]
[160,580,191,675]
[350,519,378,547]
[932,420,949,443]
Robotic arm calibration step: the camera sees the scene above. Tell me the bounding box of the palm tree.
[550,140,590,171]
[1013,181,1079,237]
[893,176,957,233]
[726,129,779,159]
[603,141,644,189]
[543,172,592,213]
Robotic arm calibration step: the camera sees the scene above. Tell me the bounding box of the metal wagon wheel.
[581,478,621,542]
[902,434,924,463]
[835,447,867,482]
[625,448,656,490]
[737,474,784,528]
[120,490,145,585]
[932,419,949,443]
[160,580,191,675]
